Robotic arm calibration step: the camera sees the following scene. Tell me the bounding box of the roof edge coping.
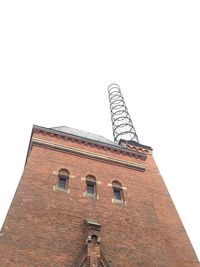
[32,125,151,158]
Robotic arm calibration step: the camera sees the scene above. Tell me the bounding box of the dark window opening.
[113,188,122,200]
[112,181,124,202]
[87,182,95,195]
[91,235,98,244]
[57,169,69,190]
[58,176,67,189]
[86,176,96,196]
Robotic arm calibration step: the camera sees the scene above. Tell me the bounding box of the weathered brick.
[0,126,199,267]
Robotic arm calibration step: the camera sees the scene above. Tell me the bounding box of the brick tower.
[0,86,199,266]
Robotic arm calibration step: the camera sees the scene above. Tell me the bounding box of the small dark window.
[86,176,96,196]
[57,169,69,190]
[113,187,122,200]
[87,182,95,195]
[112,181,123,202]
[58,176,67,189]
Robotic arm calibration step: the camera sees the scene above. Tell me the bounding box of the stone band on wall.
[32,138,146,172]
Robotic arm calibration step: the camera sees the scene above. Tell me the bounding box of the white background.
[0,0,200,261]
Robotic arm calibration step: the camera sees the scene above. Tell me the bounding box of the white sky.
[0,0,200,261]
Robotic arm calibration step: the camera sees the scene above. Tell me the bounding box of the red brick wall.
[0,128,199,267]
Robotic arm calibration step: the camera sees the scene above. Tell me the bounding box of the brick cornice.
[33,125,148,160]
[32,137,146,172]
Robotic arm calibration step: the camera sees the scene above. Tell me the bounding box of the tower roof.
[51,126,116,146]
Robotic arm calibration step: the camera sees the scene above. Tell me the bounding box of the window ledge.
[53,185,69,193]
[85,192,96,197]
[84,192,99,199]
[112,198,125,204]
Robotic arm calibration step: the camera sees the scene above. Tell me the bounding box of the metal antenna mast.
[108,83,139,144]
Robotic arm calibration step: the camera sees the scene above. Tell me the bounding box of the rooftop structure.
[108,83,139,143]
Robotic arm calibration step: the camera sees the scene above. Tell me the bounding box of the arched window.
[112,181,123,201]
[57,169,69,190]
[86,175,96,196]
